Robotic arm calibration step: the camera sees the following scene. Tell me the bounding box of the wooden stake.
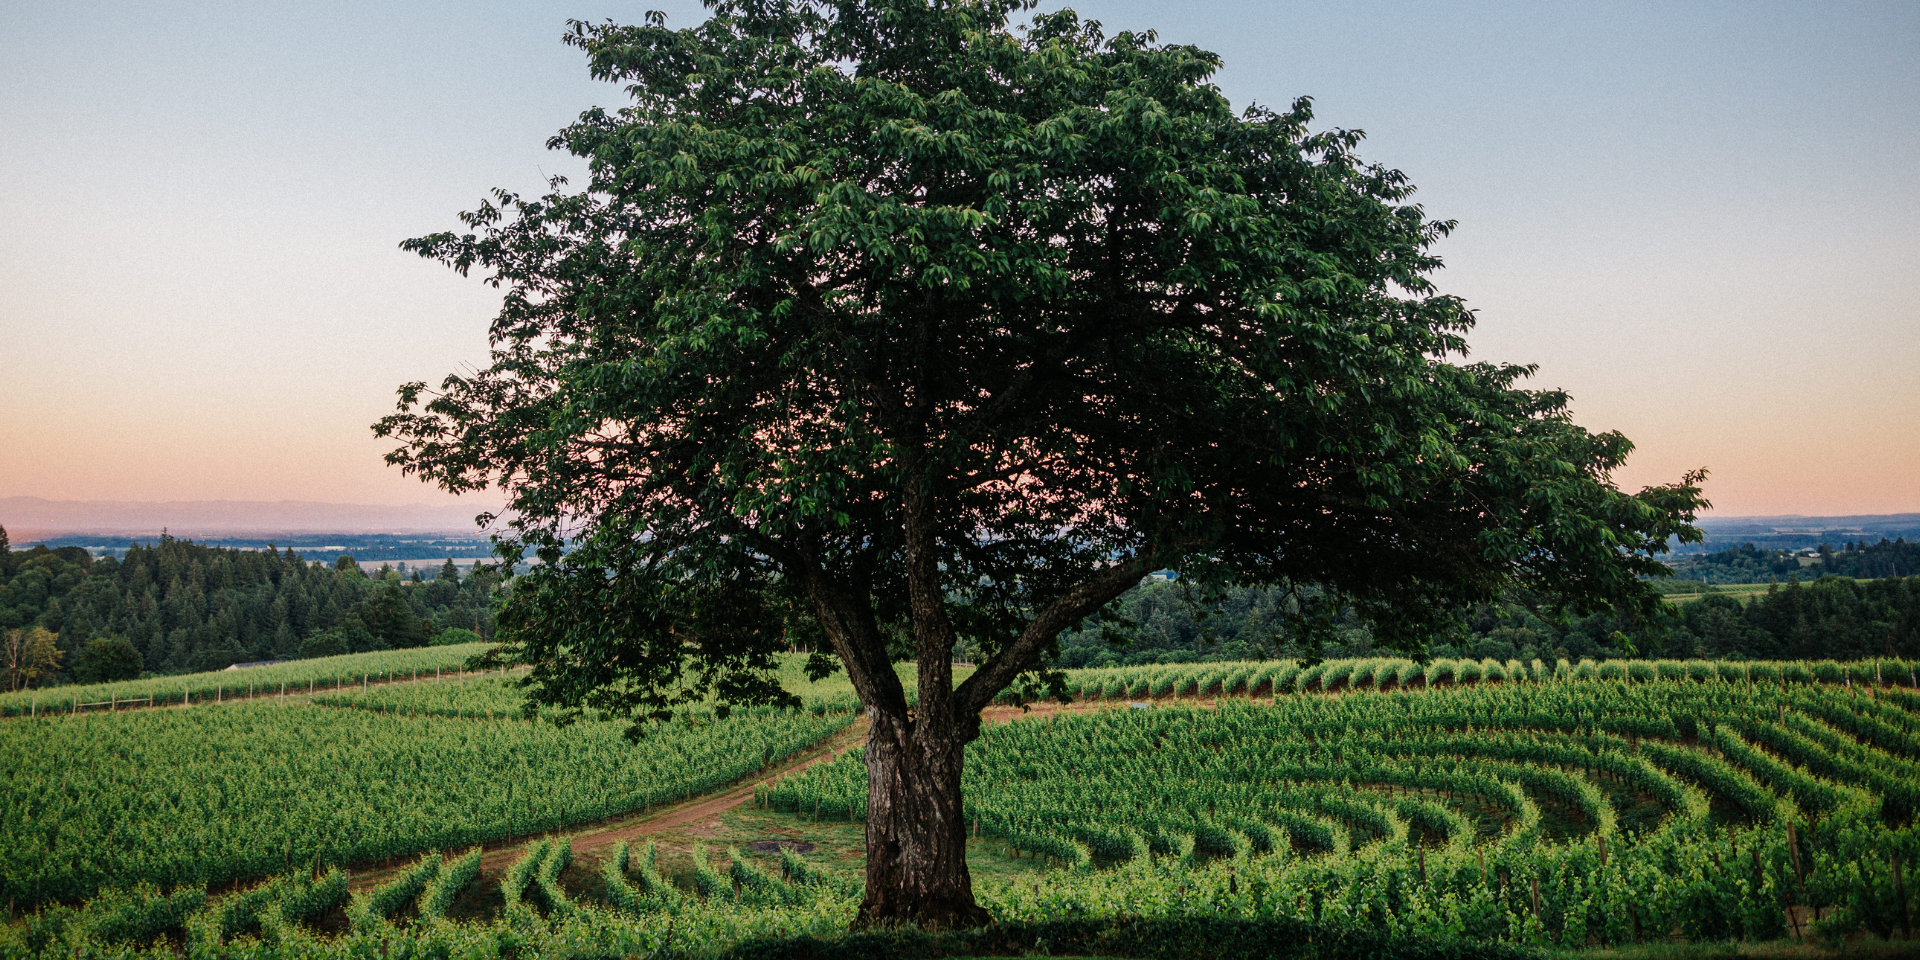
[1530,877,1541,922]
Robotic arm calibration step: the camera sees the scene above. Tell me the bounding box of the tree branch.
[954,555,1159,716]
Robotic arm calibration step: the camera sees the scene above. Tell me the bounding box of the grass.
[1555,939,1919,959]
[606,796,1054,896]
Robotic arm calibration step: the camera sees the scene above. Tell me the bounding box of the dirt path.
[346,695,1161,891]
[344,713,870,890]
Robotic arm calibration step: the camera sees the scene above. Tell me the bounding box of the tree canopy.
[380,0,1707,925]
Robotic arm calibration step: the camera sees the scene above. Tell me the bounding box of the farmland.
[0,660,870,905]
[0,643,498,717]
[4,656,1918,957]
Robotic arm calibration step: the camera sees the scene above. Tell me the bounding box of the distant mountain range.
[0,496,493,541]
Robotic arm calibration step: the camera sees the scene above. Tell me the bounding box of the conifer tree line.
[1047,573,1920,669]
[0,526,497,687]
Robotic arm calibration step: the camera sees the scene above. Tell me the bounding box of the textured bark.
[858,708,991,928]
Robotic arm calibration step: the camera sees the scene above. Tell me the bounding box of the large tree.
[379,0,1706,927]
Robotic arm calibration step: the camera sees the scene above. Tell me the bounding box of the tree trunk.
[859,708,991,928]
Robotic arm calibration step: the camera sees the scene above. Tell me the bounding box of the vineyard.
[0,642,497,717]
[312,657,896,721]
[0,674,863,905]
[1027,655,1920,702]
[769,667,1920,948]
[5,658,1919,958]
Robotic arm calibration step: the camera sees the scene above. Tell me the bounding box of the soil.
[345,695,1134,893]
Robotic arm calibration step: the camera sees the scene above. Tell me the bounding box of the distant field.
[1656,580,1814,603]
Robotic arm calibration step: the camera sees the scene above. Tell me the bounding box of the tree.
[71,637,143,684]
[3,627,63,691]
[300,626,350,660]
[354,585,429,648]
[431,626,484,647]
[379,0,1707,926]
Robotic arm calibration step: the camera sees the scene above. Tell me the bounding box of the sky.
[2,0,1915,518]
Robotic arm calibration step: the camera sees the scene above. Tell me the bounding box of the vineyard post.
[1530,876,1541,923]
[1787,820,1805,886]
[1418,846,1427,888]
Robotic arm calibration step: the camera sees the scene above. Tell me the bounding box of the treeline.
[1669,538,1918,584]
[1041,574,1920,669]
[0,527,498,686]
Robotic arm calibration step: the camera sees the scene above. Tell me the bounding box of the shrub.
[431,627,483,647]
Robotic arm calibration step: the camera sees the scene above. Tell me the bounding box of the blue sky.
[2,0,1915,514]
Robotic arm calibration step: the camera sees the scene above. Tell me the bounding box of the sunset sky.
[2,0,1915,519]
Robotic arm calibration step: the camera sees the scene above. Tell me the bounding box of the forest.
[1043,572,1920,669]
[0,526,496,686]
[1667,537,1918,583]
[7,520,1916,688]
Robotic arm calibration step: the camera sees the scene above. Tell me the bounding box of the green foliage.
[11,661,1920,954]
[1669,538,1920,584]
[379,0,1705,741]
[774,669,1915,947]
[712,918,1538,960]
[0,686,853,904]
[499,838,549,909]
[349,851,440,931]
[0,533,498,680]
[1049,574,1920,670]
[69,636,141,683]
[431,626,483,646]
[418,848,482,921]
[0,642,489,716]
